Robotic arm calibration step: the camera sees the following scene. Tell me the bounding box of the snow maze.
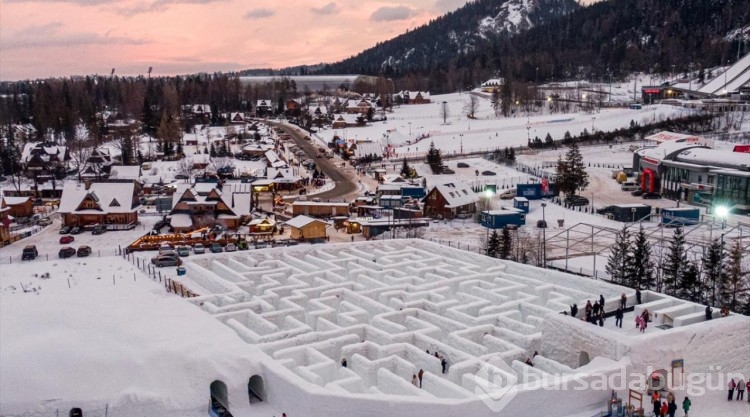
[182,239,698,399]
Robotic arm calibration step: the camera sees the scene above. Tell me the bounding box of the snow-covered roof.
[285,215,329,229]
[674,148,750,170]
[637,142,707,162]
[429,182,479,208]
[644,131,702,143]
[58,182,138,214]
[108,165,141,180]
[170,213,193,228]
[2,196,31,206]
[292,201,349,207]
[354,142,383,159]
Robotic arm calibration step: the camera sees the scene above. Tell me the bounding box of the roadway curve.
[269,122,360,202]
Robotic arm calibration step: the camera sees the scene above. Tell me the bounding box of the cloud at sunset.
[243,8,275,19]
[370,5,415,22]
[0,0,472,80]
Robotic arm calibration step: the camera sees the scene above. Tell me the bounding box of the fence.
[0,248,121,265]
[121,251,199,298]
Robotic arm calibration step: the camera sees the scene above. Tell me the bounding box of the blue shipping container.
[661,208,700,226]
[516,183,542,200]
[480,209,526,229]
[513,197,530,213]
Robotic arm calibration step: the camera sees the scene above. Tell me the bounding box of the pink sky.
[0,0,474,80]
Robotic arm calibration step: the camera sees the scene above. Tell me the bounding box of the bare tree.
[464,94,480,119]
[68,129,93,181]
[176,157,194,183]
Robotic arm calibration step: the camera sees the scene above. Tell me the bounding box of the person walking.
[636,288,642,304]
[746,379,750,402]
[620,293,627,309]
[667,400,677,417]
[585,300,593,320]
[705,305,713,321]
[441,357,448,374]
[570,303,578,318]
[737,378,746,400]
[615,307,623,328]
[341,358,347,367]
[598,310,605,327]
[682,396,691,417]
[418,369,424,388]
[660,400,668,417]
[411,374,419,387]
[653,396,661,417]
[599,294,605,309]
[728,378,736,400]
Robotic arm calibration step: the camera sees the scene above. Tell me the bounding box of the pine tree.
[491,88,501,117]
[498,227,512,260]
[400,157,411,177]
[720,240,749,311]
[486,230,500,258]
[629,226,654,290]
[426,141,443,174]
[209,143,217,157]
[606,225,631,285]
[701,238,724,305]
[677,261,701,303]
[555,142,589,197]
[544,133,553,146]
[662,227,686,295]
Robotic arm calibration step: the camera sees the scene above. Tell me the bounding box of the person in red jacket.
[659,400,668,417]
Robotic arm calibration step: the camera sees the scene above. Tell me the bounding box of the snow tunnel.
[579,351,591,367]
[210,380,230,416]
[248,374,265,404]
[649,369,668,392]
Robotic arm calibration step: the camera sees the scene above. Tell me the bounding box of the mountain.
[319,0,580,77]
[318,0,750,93]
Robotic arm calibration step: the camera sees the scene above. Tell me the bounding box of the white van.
[621,182,639,191]
[499,189,517,200]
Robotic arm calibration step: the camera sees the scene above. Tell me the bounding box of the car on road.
[481,170,496,176]
[193,243,206,254]
[70,226,83,235]
[38,217,52,226]
[176,246,190,257]
[210,242,223,253]
[642,192,662,199]
[59,247,76,258]
[151,253,181,267]
[22,245,38,260]
[564,195,590,206]
[59,226,71,234]
[77,245,92,257]
[60,235,75,244]
[92,224,107,235]
[225,243,237,252]
[631,189,644,197]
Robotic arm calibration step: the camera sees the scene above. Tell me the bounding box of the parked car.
[60,235,75,244]
[620,182,640,191]
[151,253,181,267]
[642,192,662,199]
[536,220,548,228]
[499,189,517,200]
[70,226,83,235]
[481,170,497,176]
[564,195,590,206]
[69,408,83,417]
[255,240,269,249]
[38,217,52,226]
[92,224,107,235]
[631,189,644,197]
[193,243,206,254]
[225,243,237,252]
[76,245,92,257]
[59,247,76,258]
[176,246,190,257]
[457,162,470,168]
[59,225,71,234]
[22,245,38,260]
[210,242,223,253]
[158,243,174,254]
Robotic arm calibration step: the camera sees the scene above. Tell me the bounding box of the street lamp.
[591,116,596,132]
[408,121,412,136]
[541,203,548,264]
[460,133,464,154]
[716,205,729,229]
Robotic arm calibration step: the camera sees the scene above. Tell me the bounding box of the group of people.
[728,377,748,402]
[569,290,649,331]
[651,391,690,417]
[405,350,447,388]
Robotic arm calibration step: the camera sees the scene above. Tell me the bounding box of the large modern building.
[632,131,750,211]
